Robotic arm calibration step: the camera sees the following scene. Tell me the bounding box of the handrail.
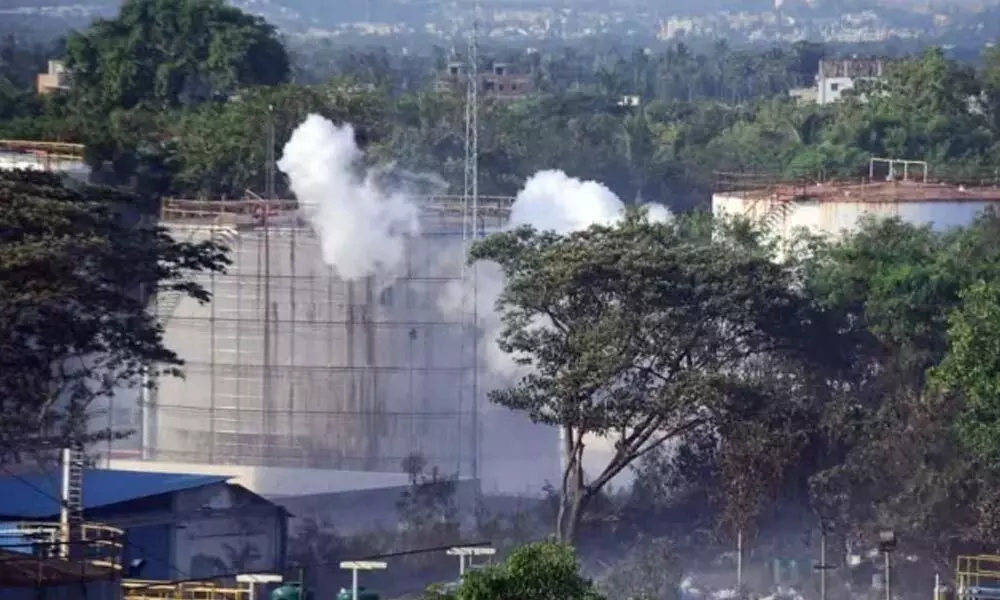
[0,520,124,567]
[0,139,85,158]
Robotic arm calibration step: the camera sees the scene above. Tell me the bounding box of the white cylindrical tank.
[713,180,1000,242]
[149,213,560,494]
[0,151,90,182]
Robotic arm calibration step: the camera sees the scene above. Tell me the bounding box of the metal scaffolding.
[144,195,512,476]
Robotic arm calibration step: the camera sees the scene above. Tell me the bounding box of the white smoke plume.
[277,114,421,281]
[467,169,672,379]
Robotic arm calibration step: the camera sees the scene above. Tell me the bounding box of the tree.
[173,82,387,198]
[61,0,290,189]
[65,0,289,113]
[930,280,1000,468]
[0,170,228,464]
[470,211,829,542]
[427,541,603,600]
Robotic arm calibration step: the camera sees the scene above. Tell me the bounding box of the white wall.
[817,76,855,104]
[0,152,90,181]
[713,192,1000,258]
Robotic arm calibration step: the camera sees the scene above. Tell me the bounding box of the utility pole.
[736,529,743,590]
[878,530,897,600]
[814,522,836,600]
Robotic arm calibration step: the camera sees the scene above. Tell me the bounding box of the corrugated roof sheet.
[0,469,229,519]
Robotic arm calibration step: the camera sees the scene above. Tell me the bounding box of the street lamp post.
[340,561,387,600]
[814,522,836,600]
[236,573,284,600]
[878,530,897,600]
[447,546,496,577]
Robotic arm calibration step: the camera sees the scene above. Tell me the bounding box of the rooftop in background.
[0,470,230,519]
[818,57,895,79]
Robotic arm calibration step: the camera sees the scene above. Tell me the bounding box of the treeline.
[1,0,1000,210]
[5,1,1000,593]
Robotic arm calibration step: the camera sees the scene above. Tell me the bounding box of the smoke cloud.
[474,169,673,378]
[277,114,420,281]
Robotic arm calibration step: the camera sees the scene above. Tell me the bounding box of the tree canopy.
[9,1,1000,589]
[65,0,289,113]
[0,170,228,464]
[469,210,838,541]
[428,542,603,600]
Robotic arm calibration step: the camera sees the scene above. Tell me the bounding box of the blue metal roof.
[0,469,229,519]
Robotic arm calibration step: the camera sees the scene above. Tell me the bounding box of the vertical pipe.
[820,530,827,600]
[364,276,378,470]
[262,212,272,464]
[59,448,70,559]
[140,368,151,459]
[209,231,218,463]
[884,552,891,600]
[235,224,245,463]
[351,568,359,600]
[736,529,744,589]
[471,259,479,482]
[289,225,297,456]
[346,280,357,465]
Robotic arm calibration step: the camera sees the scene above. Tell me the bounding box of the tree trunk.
[555,426,588,544]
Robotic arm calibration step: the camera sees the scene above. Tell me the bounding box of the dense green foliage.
[9,0,1000,584]
[0,170,228,464]
[427,542,603,600]
[470,210,835,541]
[3,5,1000,209]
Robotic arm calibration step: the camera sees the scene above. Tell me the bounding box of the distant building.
[478,63,533,100]
[816,57,890,104]
[0,469,289,581]
[789,86,818,104]
[434,61,534,100]
[36,60,70,95]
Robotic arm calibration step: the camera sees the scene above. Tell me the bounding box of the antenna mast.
[463,20,479,241]
[462,11,481,484]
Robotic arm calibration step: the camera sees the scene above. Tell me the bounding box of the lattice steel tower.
[462,14,481,481]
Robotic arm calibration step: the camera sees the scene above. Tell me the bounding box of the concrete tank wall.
[0,151,90,182]
[713,193,1000,240]
[148,223,560,495]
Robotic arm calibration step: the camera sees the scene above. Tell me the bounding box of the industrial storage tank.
[713,174,1000,247]
[141,196,560,495]
[0,140,90,181]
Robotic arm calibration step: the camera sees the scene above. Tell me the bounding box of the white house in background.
[816,57,891,104]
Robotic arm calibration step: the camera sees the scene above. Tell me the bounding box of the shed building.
[0,469,289,581]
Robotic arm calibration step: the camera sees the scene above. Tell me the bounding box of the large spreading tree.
[470,210,834,542]
[65,0,289,112]
[0,170,228,464]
